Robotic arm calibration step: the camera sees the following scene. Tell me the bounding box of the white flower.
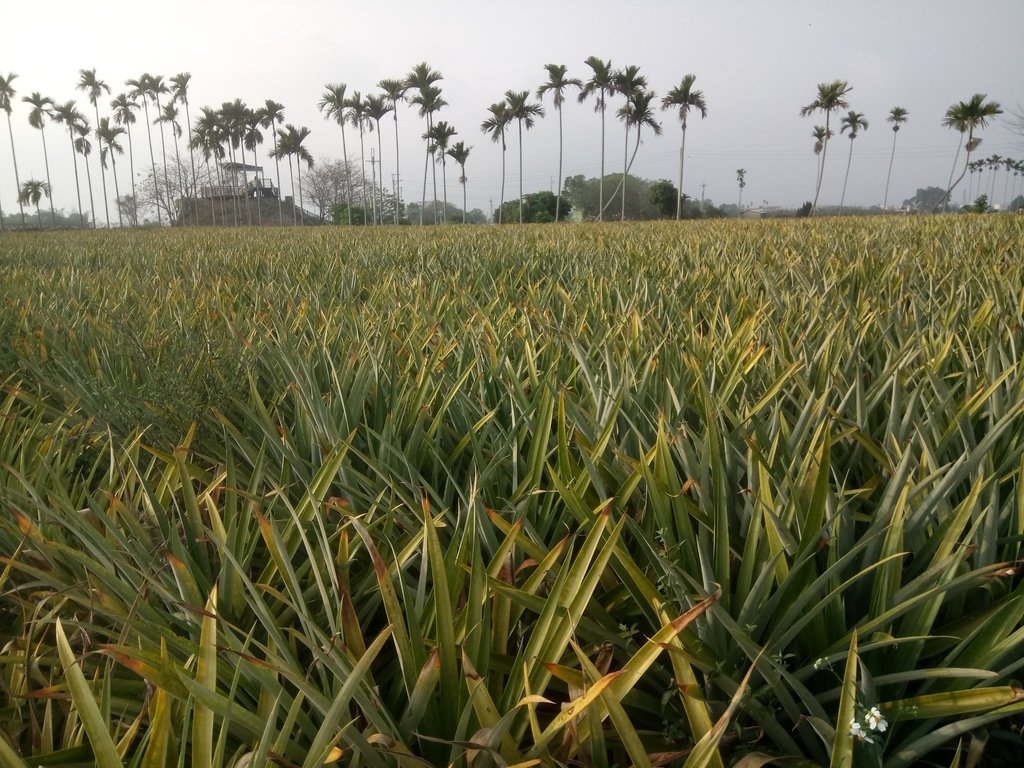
[865,706,888,733]
[849,718,874,743]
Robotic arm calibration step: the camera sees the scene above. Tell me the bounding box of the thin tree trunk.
[39,127,56,223]
[82,146,96,228]
[250,144,262,227]
[1003,164,1012,208]
[621,123,629,221]
[297,160,305,226]
[154,95,173,223]
[125,124,137,224]
[286,154,296,225]
[392,109,401,224]
[598,93,605,221]
[462,163,467,223]
[676,120,688,220]
[358,124,367,223]
[440,153,448,223]
[811,114,831,215]
[375,120,385,224]
[518,119,524,224]
[205,157,215,226]
[141,100,162,225]
[172,130,185,222]
[555,104,563,221]
[67,128,84,227]
[340,123,351,225]
[498,132,506,224]
[110,151,123,227]
[421,115,430,225]
[6,113,25,225]
[271,131,283,225]
[93,104,109,227]
[430,115,439,224]
[940,133,965,212]
[883,130,898,209]
[839,138,854,215]
[182,99,198,224]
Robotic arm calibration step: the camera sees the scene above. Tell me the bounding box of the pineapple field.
[2,215,1024,767]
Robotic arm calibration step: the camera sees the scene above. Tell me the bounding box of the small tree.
[649,179,677,218]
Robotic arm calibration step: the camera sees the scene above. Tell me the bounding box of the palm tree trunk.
[250,144,262,227]
[125,124,137,224]
[430,116,439,224]
[621,123,629,221]
[498,133,506,224]
[839,138,854,215]
[93,104,110,227]
[440,153,448,223]
[182,99,198,224]
[940,133,965,212]
[172,131,185,222]
[602,127,643,217]
[358,125,367,223]
[811,114,831,215]
[141,101,162,225]
[598,94,605,221]
[110,152,123,227]
[555,104,564,221]
[462,163,467,223]
[1003,165,1012,208]
[883,130,898,210]
[154,95,173,223]
[297,160,305,226]
[421,116,430,225]
[375,121,385,224]
[286,154,296,225]
[392,110,401,224]
[82,147,96,228]
[676,120,688,220]
[271,131,283,225]
[67,128,84,227]
[340,123,351,225]
[518,119,524,224]
[6,113,25,226]
[40,127,55,223]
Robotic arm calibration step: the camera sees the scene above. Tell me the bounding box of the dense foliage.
[2,216,1024,766]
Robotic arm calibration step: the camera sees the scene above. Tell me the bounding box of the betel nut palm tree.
[258,99,286,224]
[883,106,908,209]
[363,93,391,224]
[481,101,512,224]
[343,90,370,222]
[406,63,445,224]
[604,86,661,220]
[446,140,471,223]
[427,119,456,223]
[578,56,615,220]
[536,64,581,222]
[96,117,126,226]
[77,68,111,226]
[18,178,49,226]
[73,119,98,228]
[171,73,200,224]
[23,92,57,222]
[940,93,1002,211]
[661,74,707,220]
[504,89,544,224]
[800,79,852,215]
[838,110,868,215]
[378,78,406,223]
[318,83,352,224]
[50,100,87,227]
[1,72,27,226]
[111,92,139,221]
[126,75,162,225]
[281,124,313,224]
[613,65,647,220]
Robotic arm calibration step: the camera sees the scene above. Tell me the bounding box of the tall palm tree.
[23,92,57,222]
[193,106,227,226]
[157,102,186,218]
[481,101,512,224]
[736,168,746,210]
[220,99,249,225]
[258,100,285,224]
[280,124,312,224]
[800,80,853,215]
[536,64,581,222]
[51,100,87,227]
[406,63,444,224]
[612,66,647,221]
[364,93,391,224]
[504,90,544,223]
[1,73,26,226]
[111,92,139,223]
[427,120,456,223]
[838,110,868,214]
[126,76,162,224]
[18,179,49,226]
[987,154,1002,202]
[344,91,370,222]
[940,94,1002,211]
[604,88,662,219]
[73,120,98,228]
[578,57,616,220]
[96,117,125,226]
[882,106,908,210]
[318,83,352,224]
[170,74,199,223]
[242,108,264,225]
[812,126,831,187]
[378,78,406,223]
[270,127,296,225]
[77,69,111,226]
[447,140,471,223]
[146,75,173,221]
[661,74,707,220]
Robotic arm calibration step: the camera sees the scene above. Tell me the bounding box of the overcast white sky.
[2,0,1022,221]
